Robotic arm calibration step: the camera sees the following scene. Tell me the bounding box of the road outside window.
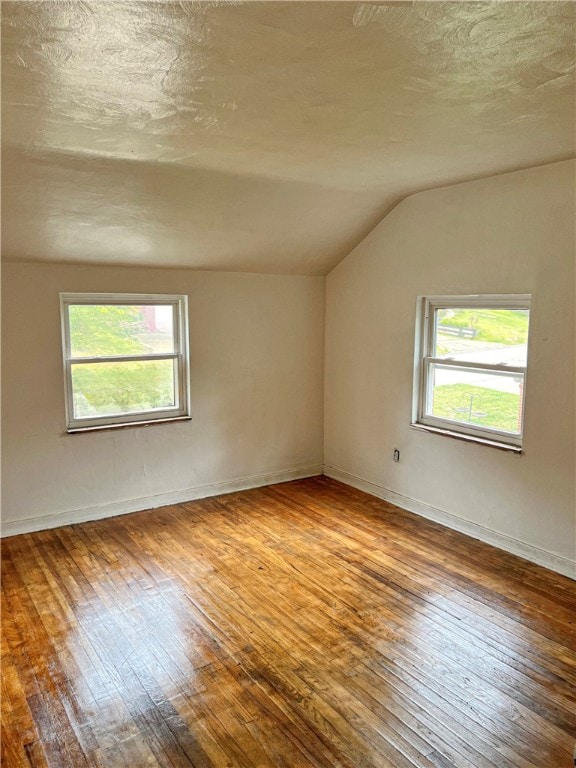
[412,295,531,450]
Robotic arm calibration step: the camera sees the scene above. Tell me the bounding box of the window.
[412,295,531,451]
[60,293,190,432]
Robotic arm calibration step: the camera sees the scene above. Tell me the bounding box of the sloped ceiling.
[2,1,575,275]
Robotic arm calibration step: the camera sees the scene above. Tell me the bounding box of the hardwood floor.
[2,476,575,768]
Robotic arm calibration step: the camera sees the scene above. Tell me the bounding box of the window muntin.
[61,294,190,431]
[413,296,531,449]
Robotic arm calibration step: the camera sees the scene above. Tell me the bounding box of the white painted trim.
[323,465,576,580]
[59,293,191,431]
[412,294,531,449]
[0,465,323,538]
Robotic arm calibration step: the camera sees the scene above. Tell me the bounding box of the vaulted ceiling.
[2,1,575,275]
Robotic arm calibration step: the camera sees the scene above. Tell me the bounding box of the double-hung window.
[60,293,190,432]
[412,295,531,451]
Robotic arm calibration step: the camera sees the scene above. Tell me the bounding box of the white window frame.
[60,293,191,432]
[412,294,531,451]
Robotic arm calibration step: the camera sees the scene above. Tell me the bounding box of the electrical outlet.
[393,448,400,462]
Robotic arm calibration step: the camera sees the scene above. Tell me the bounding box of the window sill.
[66,416,192,434]
[410,423,522,453]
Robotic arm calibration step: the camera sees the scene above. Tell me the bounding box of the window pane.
[434,308,529,366]
[71,359,176,418]
[427,363,524,434]
[69,304,175,357]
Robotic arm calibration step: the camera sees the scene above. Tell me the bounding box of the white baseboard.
[323,465,576,580]
[1,465,323,538]
[5,462,574,581]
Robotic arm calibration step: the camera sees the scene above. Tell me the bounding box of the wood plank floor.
[2,476,575,768]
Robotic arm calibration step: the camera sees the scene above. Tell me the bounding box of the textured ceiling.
[2,1,575,274]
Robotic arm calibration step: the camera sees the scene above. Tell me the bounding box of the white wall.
[1,263,325,533]
[325,161,576,577]
[3,163,574,579]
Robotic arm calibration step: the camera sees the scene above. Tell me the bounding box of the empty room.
[1,2,575,767]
